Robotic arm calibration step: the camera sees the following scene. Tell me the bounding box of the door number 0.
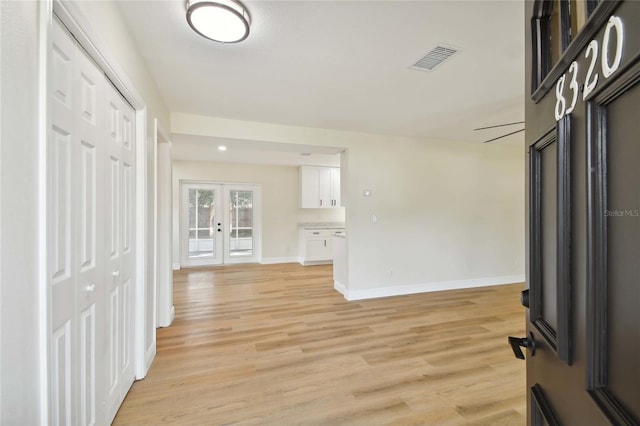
[555,16,624,121]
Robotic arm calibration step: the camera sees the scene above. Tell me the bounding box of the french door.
[180,182,261,267]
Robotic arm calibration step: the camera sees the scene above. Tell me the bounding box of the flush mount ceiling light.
[186,0,251,43]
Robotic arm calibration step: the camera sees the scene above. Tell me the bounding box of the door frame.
[39,2,154,422]
[179,180,262,267]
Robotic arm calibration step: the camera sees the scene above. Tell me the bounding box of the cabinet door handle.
[312,232,320,235]
[320,200,322,207]
[324,240,326,247]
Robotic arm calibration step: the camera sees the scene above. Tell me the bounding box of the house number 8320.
[555,15,624,121]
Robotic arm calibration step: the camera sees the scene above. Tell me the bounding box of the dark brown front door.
[521,0,640,424]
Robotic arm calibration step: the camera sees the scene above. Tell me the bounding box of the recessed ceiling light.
[218,145,227,151]
[186,0,251,44]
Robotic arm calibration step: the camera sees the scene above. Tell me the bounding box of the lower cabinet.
[299,229,341,265]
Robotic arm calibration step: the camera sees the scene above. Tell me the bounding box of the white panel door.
[50,19,105,426]
[180,183,224,267]
[104,81,136,423]
[75,39,105,426]
[50,20,77,425]
[223,185,261,264]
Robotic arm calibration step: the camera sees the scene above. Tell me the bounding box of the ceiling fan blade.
[483,128,525,143]
[474,121,525,131]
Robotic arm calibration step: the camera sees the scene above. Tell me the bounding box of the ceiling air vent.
[411,45,460,72]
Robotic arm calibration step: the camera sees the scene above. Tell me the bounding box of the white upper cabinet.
[300,166,341,208]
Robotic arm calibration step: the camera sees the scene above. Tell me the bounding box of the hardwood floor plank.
[113,263,526,425]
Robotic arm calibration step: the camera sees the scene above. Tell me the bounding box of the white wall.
[172,161,345,265]
[1,2,44,423]
[172,113,525,297]
[345,137,524,294]
[72,1,170,132]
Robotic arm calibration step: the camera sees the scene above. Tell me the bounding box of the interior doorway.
[180,181,261,267]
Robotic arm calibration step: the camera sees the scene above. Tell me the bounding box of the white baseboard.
[158,305,175,328]
[139,343,156,380]
[172,262,180,270]
[261,257,298,265]
[298,259,333,266]
[343,274,525,301]
[334,280,347,297]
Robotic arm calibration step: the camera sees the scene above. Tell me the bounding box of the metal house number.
[555,15,624,121]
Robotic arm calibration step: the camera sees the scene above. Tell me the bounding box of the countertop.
[298,222,345,230]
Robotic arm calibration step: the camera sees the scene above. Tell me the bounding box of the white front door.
[180,182,261,267]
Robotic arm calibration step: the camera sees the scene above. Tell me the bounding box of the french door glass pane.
[229,190,253,257]
[188,188,216,259]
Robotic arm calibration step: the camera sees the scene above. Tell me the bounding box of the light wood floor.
[113,263,526,425]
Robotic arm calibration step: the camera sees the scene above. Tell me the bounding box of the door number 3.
[555,15,624,121]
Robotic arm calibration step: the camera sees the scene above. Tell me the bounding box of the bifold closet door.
[50,18,136,426]
[104,76,136,423]
[50,19,106,425]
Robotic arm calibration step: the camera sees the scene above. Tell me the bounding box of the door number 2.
[555,15,624,121]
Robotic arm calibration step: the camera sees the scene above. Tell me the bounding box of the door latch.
[508,331,536,360]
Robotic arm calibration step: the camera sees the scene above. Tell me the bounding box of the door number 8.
[555,15,624,121]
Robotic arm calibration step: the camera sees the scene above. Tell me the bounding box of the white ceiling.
[117,0,525,165]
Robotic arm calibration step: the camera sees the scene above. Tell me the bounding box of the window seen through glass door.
[188,188,216,259]
[228,190,253,257]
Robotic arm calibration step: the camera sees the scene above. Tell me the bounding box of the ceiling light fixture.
[218,145,227,151]
[186,0,251,43]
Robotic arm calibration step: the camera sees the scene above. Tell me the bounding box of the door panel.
[181,183,223,266]
[586,63,640,423]
[524,1,640,424]
[104,80,136,421]
[224,186,260,263]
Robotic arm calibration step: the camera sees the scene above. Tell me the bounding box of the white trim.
[38,1,54,424]
[172,262,181,271]
[143,343,156,380]
[333,280,348,297]
[52,0,151,380]
[155,120,173,328]
[299,259,333,266]
[341,274,525,301]
[134,107,149,379]
[260,257,298,265]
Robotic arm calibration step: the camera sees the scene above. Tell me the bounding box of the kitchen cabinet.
[298,228,344,265]
[299,166,341,208]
